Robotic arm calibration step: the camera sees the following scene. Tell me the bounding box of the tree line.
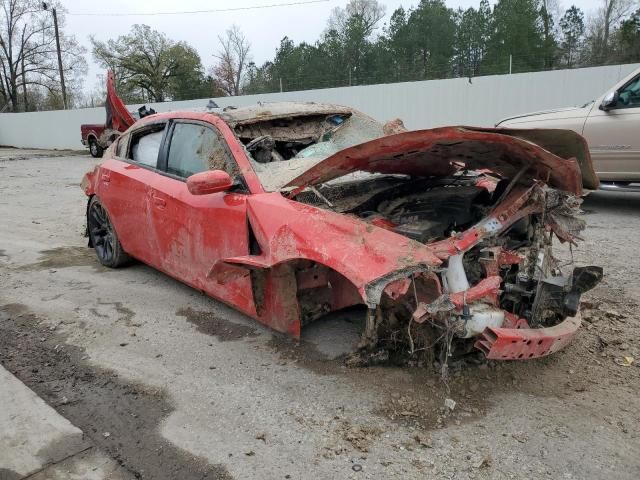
[1,0,640,111]
[245,0,640,93]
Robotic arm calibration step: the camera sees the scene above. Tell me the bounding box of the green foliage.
[91,25,213,102]
[243,0,640,94]
[405,0,457,79]
[617,9,640,62]
[454,0,492,77]
[482,0,546,74]
[560,6,585,67]
[539,0,558,68]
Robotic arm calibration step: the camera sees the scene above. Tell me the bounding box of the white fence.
[0,63,638,151]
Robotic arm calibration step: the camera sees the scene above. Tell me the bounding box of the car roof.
[216,102,354,127]
[136,101,355,128]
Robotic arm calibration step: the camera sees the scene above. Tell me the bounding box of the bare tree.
[212,25,251,96]
[0,0,85,111]
[586,0,635,62]
[327,0,386,39]
[602,0,634,51]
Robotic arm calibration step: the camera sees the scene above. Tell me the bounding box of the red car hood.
[105,70,135,132]
[284,126,599,195]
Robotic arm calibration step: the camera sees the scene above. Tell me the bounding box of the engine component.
[246,135,277,163]
[459,303,505,338]
[392,219,445,243]
[379,185,489,242]
[446,253,470,293]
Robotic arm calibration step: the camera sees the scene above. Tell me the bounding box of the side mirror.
[186,170,233,195]
[600,91,618,111]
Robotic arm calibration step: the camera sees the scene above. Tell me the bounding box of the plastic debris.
[616,356,634,366]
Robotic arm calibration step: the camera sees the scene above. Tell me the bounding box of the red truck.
[81,123,110,158]
[80,71,135,157]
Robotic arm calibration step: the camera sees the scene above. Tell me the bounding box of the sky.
[59,0,606,93]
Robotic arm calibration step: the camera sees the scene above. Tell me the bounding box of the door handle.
[101,173,110,183]
[152,195,166,208]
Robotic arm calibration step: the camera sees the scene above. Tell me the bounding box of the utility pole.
[43,3,66,109]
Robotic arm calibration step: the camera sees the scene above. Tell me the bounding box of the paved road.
[0,152,639,479]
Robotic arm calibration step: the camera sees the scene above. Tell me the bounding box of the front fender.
[231,193,441,304]
[81,167,100,246]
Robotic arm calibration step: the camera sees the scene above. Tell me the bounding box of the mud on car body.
[81,100,602,364]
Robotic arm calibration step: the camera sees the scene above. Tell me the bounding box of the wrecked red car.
[81,102,602,362]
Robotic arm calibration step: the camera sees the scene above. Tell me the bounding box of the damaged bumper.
[364,182,603,361]
[405,262,602,360]
[474,314,581,360]
[388,266,600,360]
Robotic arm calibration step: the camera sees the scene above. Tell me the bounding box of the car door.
[146,119,256,315]
[96,122,168,266]
[583,74,640,181]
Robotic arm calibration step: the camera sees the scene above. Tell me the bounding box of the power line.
[67,0,332,17]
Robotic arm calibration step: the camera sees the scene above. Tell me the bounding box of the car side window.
[129,126,165,168]
[618,76,640,108]
[166,123,237,179]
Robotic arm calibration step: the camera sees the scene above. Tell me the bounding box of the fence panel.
[0,63,637,150]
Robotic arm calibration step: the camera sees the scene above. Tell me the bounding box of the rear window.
[128,124,165,168]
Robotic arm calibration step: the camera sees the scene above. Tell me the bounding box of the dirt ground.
[0,152,639,479]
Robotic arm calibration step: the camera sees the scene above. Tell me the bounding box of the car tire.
[88,138,103,158]
[87,196,130,268]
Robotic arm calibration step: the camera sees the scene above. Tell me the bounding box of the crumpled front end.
[358,180,602,361]
[259,124,602,362]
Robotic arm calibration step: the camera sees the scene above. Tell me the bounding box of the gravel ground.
[0,152,638,479]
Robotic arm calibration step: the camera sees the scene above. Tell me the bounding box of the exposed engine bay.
[295,175,492,243]
[294,173,601,364]
[222,103,603,365]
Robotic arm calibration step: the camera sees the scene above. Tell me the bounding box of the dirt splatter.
[336,420,383,452]
[95,299,140,327]
[176,307,258,341]
[263,331,490,431]
[33,434,92,471]
[22,246,108,272]
[0,469,21,480]
[0,303,234,480]
[264,334,343,375]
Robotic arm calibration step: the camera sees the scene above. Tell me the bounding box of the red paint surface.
[106,70,135,131]
[284,127,587,196]
[474,315,582,360]
[82,109,594,360]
